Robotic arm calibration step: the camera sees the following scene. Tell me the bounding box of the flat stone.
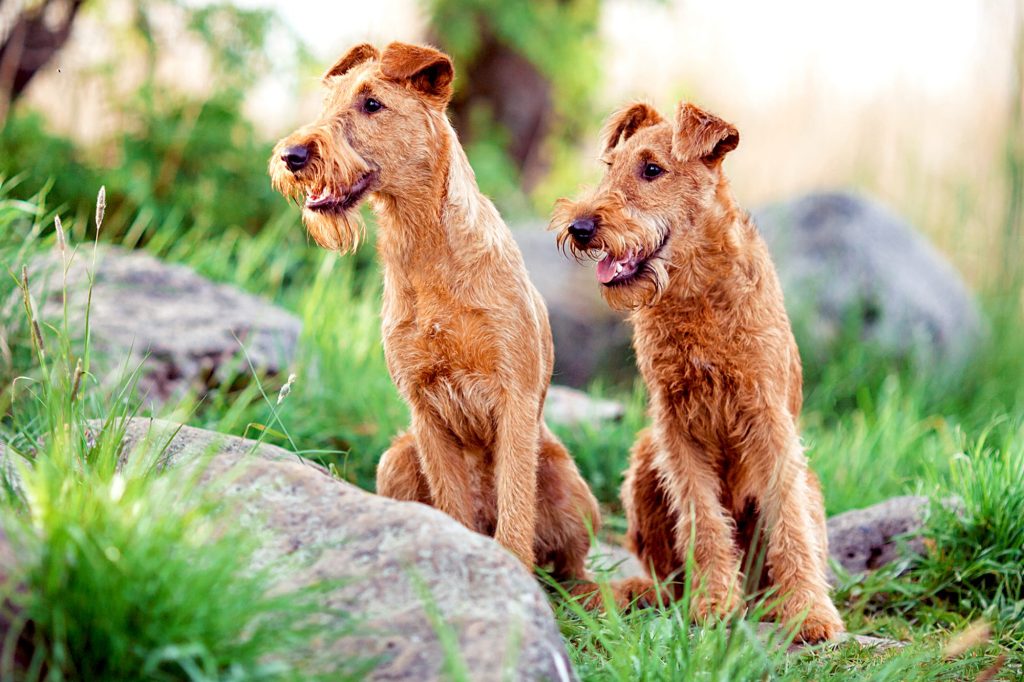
[753,624,907,654]
[545,385,625,428]
[826,495,929,579]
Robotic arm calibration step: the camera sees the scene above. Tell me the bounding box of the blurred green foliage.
[0,1,299,243]
[432,0,601,81]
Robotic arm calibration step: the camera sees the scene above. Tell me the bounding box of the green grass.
[910,424,1024,643]
[2,178,1023,679]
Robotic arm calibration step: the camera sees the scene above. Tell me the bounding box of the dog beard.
[303,207,365,253]
[269,129,371,254]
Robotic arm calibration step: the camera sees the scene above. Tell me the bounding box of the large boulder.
[113,419,575,682]
[28,246,300,404]
[754,192,982,368]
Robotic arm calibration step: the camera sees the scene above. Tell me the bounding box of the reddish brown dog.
[268,42,599,579]
[550,101,845,641]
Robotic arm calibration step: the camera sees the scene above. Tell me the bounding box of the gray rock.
[113,419,575,682]
[840,634,907,652]
[545,385,625,428]
[826,495,929,577]
[27,246,300,404]
[513,224,633,387]
[754,192,982,368]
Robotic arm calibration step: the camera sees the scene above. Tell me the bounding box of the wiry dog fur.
[550,101,845,641]
[269,42,599,580]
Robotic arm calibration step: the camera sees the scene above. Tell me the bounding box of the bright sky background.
[229,0,1003,92]
[603,0,991,99]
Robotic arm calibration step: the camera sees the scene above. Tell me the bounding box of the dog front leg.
[493,403,539,568]
[654,429,744,618]
[751,412,845,642]
[412,413,476,530]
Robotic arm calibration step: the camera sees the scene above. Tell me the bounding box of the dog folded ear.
[672,103,739,165]
[602,102,664,155]
[380,42,454,107]
[323,43,380,81]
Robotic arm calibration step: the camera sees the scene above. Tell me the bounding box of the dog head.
[269,42,454,252]
[550,101,739,310]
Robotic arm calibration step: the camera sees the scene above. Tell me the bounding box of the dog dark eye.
[363,98,383,114]
[642,163,665,179]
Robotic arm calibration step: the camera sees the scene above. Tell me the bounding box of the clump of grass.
[910,423,1024,632]
[802,375,958,515]
[563,604,781,682]
[548,565,990,682]
[550,561,791,682]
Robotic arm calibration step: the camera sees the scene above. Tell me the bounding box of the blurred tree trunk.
[0,0,86,125]
[446,28,553,191]
[427,0,602,196]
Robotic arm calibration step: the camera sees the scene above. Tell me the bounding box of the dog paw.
[794,602,846,643]
[568,577,669,612]
[691,585,745,621]
[613,577,671,611]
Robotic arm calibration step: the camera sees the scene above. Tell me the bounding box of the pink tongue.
[596,254,622,284]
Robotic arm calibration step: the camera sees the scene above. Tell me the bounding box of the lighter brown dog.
[550,101,845,641]
[268,42,599,580]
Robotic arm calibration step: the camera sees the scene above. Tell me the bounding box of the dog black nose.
[568,217,596,244]
[282,145,310,173]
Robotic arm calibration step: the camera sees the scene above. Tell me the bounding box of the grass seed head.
[54,215,66,254]
[95,186,106,233]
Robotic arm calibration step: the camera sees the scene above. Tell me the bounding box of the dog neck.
[371,113,509,276]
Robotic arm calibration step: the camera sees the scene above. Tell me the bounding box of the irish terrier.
[550,101,845,641]
[268,42,599,581]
